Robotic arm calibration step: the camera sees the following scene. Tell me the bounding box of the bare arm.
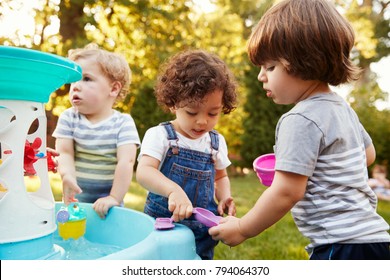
[55,138,82,204]
[365,143,376,166]
[214,169,236,216]
[209,170,307,246]
[93,143,137,218]
[136,154,193,221]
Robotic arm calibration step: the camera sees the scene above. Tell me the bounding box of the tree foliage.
[340,0,390,167]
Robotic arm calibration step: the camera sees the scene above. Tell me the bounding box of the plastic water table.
[0,46,199,260]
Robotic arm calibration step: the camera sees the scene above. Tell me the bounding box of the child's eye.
[266,66,275,71]
[209,112,219,117]
[83,76,92,82]
[186,111,197,116]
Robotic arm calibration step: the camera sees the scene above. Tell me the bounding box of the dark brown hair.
[155,50,238,114]
[247,0,361,86]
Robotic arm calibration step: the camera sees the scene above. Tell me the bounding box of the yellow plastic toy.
[56,203,86,240]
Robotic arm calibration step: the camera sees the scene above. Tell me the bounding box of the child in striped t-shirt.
[209,0,390,259]
[53,44,140,219]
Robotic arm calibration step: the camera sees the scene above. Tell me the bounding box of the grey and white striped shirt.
[53,108,140,201]
[274,92,390,253]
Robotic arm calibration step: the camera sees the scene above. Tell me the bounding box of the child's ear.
[169,107,176,114]
[110,81,122,97]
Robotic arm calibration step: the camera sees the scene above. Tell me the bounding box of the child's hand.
[93,195,120,219]
[209,216,246,247]
[46,147,59,157]
[168,190,193,222]
[218,197,236,216]
[62,174,82,205]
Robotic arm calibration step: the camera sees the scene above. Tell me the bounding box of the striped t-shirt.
[53,108,140,202]
[274,92,390,253]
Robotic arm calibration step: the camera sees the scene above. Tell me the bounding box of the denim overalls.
[144,122,220,259]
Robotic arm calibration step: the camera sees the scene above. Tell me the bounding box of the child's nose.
[71,81,81,91]
[196,116,207,125]
[258,69,267,82]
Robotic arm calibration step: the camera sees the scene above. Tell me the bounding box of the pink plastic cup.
[253,153,276,187]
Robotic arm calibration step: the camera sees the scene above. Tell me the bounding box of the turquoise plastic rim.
[0,46,82,103]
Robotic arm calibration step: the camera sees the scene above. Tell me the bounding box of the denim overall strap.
[144,122,220,259]
[209,129,219,163]
[159,121,178,140]
[209,129,219,151]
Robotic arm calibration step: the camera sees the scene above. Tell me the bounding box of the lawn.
[26,171,390,260]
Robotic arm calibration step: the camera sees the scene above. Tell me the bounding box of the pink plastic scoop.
[154,207,222,230]
[154,217,174,230]
[192,207,222,228]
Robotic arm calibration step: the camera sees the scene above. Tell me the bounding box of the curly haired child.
[136,50,238,259]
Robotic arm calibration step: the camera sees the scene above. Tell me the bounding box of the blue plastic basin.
[0,46,81,102]
[53,203,200,260]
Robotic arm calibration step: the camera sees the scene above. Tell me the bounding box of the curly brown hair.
[155,50,238,114]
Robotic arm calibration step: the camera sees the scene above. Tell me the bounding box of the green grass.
[213,174,309,260]
[25,172,390,260]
